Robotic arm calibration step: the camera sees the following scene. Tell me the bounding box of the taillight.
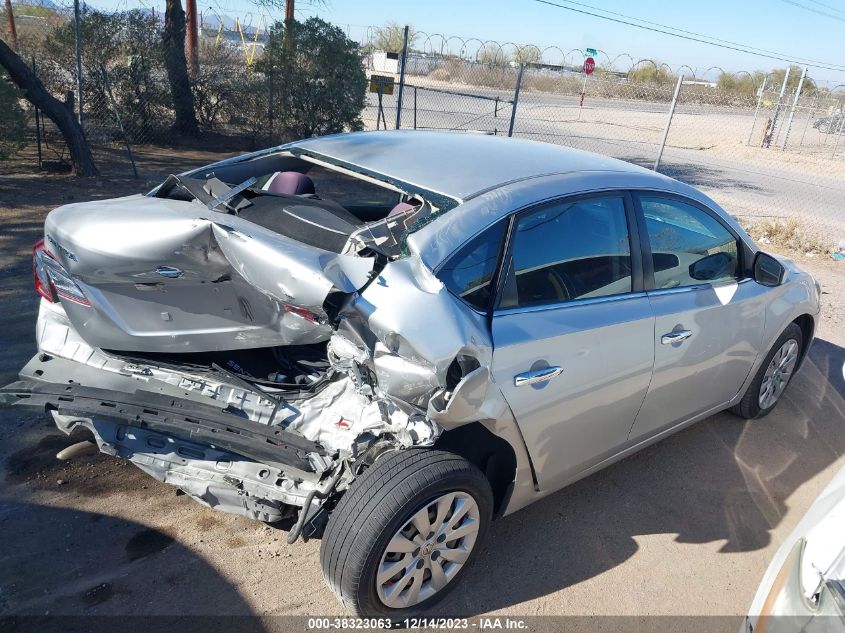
[32,239,91,307]
[33,239,57,302]
[283,303,318,323]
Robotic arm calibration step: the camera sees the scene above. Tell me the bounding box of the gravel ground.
[1,148,844,625]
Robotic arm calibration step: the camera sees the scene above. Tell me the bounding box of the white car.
[745,464,845,632]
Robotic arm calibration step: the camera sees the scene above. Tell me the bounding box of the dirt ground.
[1,145,844,627]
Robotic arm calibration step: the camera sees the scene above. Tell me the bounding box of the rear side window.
[639,196,739,289]
[500,196,632,309]
[437,221,506,311]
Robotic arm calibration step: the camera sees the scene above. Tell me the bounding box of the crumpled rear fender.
[337,255,510,429]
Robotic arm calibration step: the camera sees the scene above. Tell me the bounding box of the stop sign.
[584,56,595,75]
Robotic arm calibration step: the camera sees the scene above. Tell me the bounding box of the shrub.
[257,17,366,138]
[428,67,451,82]
[30,8,171,142]
[746,217,829,254]
[191,40,244,130]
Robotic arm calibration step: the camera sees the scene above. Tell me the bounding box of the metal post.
[747,75,768,146]
[394,25,409,129]
[100,66,138,179]
[268,69,274,145]
[32,58,41,169]
[73,0,83,125]
[832,113,845,158]
[413,85,417,130]
[494,96,499,118]
[765,67,790,148]
[577,71,588,121]
[654,74,684,171]
[376,86,385,130]
[780,66,807,151]
[507,64,524,138]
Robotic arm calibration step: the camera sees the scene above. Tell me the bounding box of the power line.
[542,0,823,60]
[804,0,845,16]
[778,0,845,22]
[532,0,845,72]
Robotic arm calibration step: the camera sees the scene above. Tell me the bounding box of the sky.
[82,0,845,84]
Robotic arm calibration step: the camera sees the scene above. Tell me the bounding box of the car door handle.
[661,330,693,345]
[514,366,563,387]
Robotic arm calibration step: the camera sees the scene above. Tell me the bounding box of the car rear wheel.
[320,449,493,618]
[731,322,803,419]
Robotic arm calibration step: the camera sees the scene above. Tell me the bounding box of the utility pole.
[4,0,17,50]
[284,0,294,49]
[185,0,199,80]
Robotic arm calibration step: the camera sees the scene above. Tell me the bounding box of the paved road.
[365,86,845,239]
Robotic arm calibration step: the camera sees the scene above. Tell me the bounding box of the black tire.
[730,322,803,419]
[320,449,493,618]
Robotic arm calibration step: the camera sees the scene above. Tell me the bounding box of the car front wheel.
[731,322,803,419]
[320,449,493,618]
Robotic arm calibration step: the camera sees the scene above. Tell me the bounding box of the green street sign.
[585,47,597,56]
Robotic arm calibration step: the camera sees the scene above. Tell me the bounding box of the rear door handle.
[661,330,693,345]
[514,366,563,387]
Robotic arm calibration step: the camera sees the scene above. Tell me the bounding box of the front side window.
[437,221,506,310]
[500,196,632,309]
[639,196,739,289]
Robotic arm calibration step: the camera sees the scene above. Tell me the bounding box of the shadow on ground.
[438,336,845,615]
[622,155,767,193]
[0,502,260,621]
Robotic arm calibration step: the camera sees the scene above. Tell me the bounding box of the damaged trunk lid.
[43,193,376,353]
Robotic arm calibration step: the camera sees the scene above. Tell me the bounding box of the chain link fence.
[2,0,278,176]
[2,5,844,247]
[363,37,845,246]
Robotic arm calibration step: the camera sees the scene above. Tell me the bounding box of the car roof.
[291,130,659,203]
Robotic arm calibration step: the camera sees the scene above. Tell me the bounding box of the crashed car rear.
[1,130,820,617]
[6,134,500,518]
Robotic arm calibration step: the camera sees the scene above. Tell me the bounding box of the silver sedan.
[1,131,821,617]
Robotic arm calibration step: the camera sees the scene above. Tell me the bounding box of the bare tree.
[162,0,198,135]
[0,38,98,176]
[4,0,17,49]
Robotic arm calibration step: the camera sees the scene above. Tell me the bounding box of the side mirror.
[753,252,785,287]
[689,251,736,281]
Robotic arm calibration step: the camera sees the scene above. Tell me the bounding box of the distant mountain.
[11,0,62,9]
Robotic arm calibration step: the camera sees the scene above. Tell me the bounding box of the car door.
[627,193,768,443]
[488,193,656,492]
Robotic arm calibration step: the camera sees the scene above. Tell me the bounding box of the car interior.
[154,153,428,256]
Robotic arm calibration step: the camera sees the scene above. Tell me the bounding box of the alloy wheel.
[758,339,799,410]
[376,491,480,609]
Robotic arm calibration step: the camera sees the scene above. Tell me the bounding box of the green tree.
[628,64,675,85]
[477,43,510,67]
[258,17,366,138]
[40,9,171,141]
[0,68,27,160]
[371,21,417,53]
[513,46,542,66]
[769,65,816,95]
